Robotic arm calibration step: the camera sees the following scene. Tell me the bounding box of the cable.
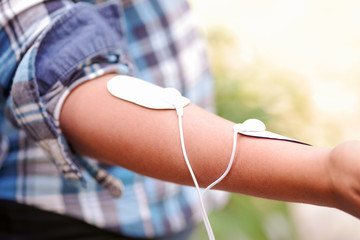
[176,107,215,240]
[176,105,239,240]
[202,130,238,197]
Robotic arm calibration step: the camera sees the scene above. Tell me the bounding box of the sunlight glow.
[190,0,360,140]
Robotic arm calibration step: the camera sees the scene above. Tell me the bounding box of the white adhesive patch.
[107,75,190,110]
[234,119,308,145]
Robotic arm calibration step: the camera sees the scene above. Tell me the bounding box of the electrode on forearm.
[202,120,308,199]
[106,75,307,240]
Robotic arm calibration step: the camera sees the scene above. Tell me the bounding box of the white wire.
[202,130,238,198]
[176,108,215,240]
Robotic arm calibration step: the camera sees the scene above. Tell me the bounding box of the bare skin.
[60,73,360,219]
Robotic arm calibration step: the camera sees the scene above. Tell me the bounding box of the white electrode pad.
[107,75,215,239]
[107,75,190,110]
[234,119,308,145]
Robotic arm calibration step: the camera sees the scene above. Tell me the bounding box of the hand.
[328,140,360,218]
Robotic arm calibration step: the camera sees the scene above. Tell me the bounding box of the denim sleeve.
[7,1,132,197]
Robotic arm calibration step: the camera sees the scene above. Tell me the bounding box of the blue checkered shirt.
[0,0,228,238]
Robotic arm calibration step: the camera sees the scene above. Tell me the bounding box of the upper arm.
[60,74,235,186]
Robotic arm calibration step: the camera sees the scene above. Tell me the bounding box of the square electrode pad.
[107,75,190,110]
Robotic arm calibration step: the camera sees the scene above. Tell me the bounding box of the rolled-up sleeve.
[7,1,132,197]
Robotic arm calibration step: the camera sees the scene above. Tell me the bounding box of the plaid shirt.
[0,0,227,238]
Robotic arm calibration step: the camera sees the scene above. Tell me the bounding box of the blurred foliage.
[190,195,299,240]
[208,27,314,139]
[205,27,347,146]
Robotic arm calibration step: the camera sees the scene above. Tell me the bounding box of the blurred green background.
[188,0,360,239]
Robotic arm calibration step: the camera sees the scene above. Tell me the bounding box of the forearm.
[60,74,334,207]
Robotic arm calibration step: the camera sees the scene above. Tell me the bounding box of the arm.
[60,74,360,218]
